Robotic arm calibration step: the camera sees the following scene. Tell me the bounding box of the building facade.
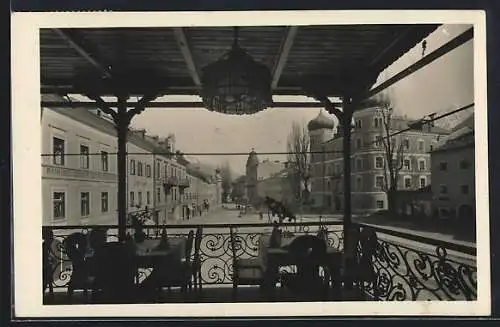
[430,114,475,221]
[309,107,449,214]
[245,150,286,206]
[42,95,221,226]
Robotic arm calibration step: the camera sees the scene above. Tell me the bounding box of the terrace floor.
[44,286,369,305]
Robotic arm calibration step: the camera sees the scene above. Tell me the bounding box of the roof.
[432,130,474,153]
[308,109,335,131]
[40,25,439,98]
[432,112,475,153]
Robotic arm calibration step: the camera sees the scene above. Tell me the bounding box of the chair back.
[356,227,379,281]
[184,230,195,264]
[229,227,239,260]
[289,235,327,278]
[42,228,55,292]
[89,228,107,251]
[63,232,88,268]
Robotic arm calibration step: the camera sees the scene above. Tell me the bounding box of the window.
[355,120,362,129]
[376,200,384,209]
[460,185,470,195]
[404,177,412,189]
[101,151,109,171]
[147,191,151,205]
[356,138,362,149]
[130,191,135,207]
[403,139,410,150]
[130,159,136,175]
[418,159,426,171]
[137,162,143,176]
[374,117,383,128]
[375,176,384,189]
[374,135,383,147]
[52,192,65,220]
[53,137,65,165]
[80,145,90,169]
[403,159,411,170]
[420,177,426,188]
[101,192,108,212]
[459,159,471,169]
[80,192,90,217]
[157,188,161,202]
[418,140,425,151]
[439,184,448,194]
[439,162,448,171]
[429,144,434,151]
[375,156,383,169]
[156,162,160,178]
[335,164,340,174]
[146,164,151,177]
[138,192,143,207]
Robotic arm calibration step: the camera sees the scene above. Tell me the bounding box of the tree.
[218,161,233,202]
[371,93,405,215]
[286,121,311,206]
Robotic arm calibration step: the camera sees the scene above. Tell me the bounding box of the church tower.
[308,109,335,152]
[245,149,259,206]
[307,110,335,208]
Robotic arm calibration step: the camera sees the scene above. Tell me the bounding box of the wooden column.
[115,95,130,242]
[341,97,353,240]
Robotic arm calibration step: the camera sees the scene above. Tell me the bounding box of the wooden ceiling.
[40,25,439,98]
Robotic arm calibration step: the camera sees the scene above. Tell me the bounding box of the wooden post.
[341,96,356,293]
[115,95,129,242]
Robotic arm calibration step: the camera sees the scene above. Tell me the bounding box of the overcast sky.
[130,24,474,176]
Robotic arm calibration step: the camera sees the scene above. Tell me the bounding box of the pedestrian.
[186,206,191,220]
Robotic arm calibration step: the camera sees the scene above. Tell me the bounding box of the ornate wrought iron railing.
[42,221,476,301]
[357,224,477,301]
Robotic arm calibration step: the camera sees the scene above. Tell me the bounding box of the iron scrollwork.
[362,239,477,301]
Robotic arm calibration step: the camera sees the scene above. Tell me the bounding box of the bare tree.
[286,121,311,205]
[372,94,405,215]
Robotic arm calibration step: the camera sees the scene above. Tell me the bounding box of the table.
[258,234,342,297]
[133,237,187,284]
[85,237,187,285]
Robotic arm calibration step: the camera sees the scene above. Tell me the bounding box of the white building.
[41,95,222,226]
[41,101,119,226]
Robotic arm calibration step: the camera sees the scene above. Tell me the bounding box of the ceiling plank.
[172,27,201,87]
[271,26,298,89]
[52,28,112,79]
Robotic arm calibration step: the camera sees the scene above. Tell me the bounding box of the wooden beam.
[172,27,201,86]
[271,26,298,89]
[52,29,112,79]
[40,101,340,109]
[364,27,473,101]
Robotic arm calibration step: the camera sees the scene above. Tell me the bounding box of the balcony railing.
[42,221,476,301]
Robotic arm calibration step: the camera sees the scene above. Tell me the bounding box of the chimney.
[139,129,146,138]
